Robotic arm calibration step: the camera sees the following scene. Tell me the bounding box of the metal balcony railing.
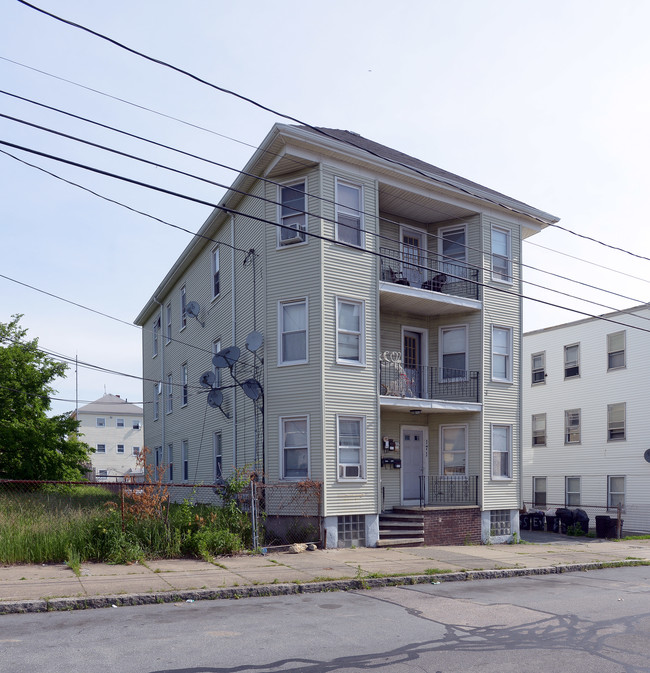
[419,474,479,507]
[380,246,479,300]
[380,361,480,403]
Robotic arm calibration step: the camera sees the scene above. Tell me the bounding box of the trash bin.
[545,515,556,532]
[574,508,589,535]
[531,512,545,531]
[607,518,623,538]
[595,515,611,538]
[519,514,530,530]
[555,508,575,534]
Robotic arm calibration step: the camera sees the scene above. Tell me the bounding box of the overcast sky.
[1,0,649,417]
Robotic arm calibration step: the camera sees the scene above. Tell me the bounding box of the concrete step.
[377,537,425,547]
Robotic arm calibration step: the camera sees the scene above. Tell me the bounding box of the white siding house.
[523,304,650,533]
[135,124,558,546]
[74,394,144,480]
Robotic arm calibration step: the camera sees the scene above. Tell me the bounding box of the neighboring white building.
[74,394,144,481]
[135,124,558,546]
[523,304,650,532]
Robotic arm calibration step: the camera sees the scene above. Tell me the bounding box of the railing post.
[120,482,125,532]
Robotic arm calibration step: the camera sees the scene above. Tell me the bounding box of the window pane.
[339,302,360,331]
[283,332,306,362]
[337,183,360,210]
[283,303,306,331]
[493,329,509,354]
[442,229,466,262]
[443,327,465,353]
[338,333,360,360]
[339,419,361,446]
[492,229,508,256]
[284,419,307,448]
[285,448,308,477]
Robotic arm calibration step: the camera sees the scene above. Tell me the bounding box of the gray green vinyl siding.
[481,215,522,510]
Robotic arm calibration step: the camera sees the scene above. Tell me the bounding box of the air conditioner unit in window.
[280,223,305,245]
[341,465,360,479]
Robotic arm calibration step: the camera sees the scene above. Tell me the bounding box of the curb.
[0,560,644,615]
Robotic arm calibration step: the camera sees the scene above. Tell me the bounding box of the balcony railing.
[380,361,479,403]
[380,247,479,300]
[419,475,479,507]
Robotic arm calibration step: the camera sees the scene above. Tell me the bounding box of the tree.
[0,315,92,480]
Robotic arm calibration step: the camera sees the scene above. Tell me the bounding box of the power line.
[18,0,650,264]
[3,137,650,337]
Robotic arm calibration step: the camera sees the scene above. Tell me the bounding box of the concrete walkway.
[2,533,649,614]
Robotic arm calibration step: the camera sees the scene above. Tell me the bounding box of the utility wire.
[3,137,650,337]
[18,0,650,263]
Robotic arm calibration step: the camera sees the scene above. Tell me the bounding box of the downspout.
[230,214,237,468]
[153,297,165,473]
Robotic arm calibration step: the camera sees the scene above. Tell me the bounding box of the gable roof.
[76,394,143,416]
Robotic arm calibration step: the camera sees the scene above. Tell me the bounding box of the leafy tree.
[0,315,92,480]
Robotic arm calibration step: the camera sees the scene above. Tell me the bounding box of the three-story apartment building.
[135,124,558,546]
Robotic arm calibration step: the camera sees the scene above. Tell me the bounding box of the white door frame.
[400,424,429,505]
[400,225,427,286]
[402,325,428,398]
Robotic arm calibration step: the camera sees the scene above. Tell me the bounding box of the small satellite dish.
[213,346,241,369]
[242,378,263,401]
[207,389,224,408]
[246,331,264,353]
[199,371,216,389]
[186,301,200,318]
[644,449,650,464]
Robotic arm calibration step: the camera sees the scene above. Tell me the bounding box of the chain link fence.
[522,501,626,537]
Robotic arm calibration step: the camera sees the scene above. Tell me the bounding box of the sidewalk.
[2,534,650,614]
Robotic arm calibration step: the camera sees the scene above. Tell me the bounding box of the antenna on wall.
[186,301,204,328]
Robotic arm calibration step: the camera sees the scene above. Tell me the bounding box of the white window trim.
[607,475,625,512]
[152,317,160,357]
[182,439,189,482]
[117,444,125,454]
[277,180,308,248]
[564,343,580,379]
[532,413,546,447]
[180,285,187,331]
[132,446,140,456]
[96,417,106,428]
[531,351,546,385]
[564,409,581,444]
[335,178,364,248]
[165,303,172,344]
[116,418,125,428]
[211,246,220,299]
[490,224,512,284]
[153,382,160,421]
[565,476,581,507]
[336,414,366,482]
[607,402,626,441]
[533,476,547,508]
[438,223,468,265]
[278,298,308,366]
[438,324,468,382]
[439,424,468,477]
[166,373,173,414]
[336,296,365,366]
[607,331,626,371]
[167,443,174,482]
[213,432,222,482]
[491,325,513,383]
[280,415,310,480]
[181,362,188,407]
[490,424,512,480]
[212,340,222,387]
[96,443,106,454]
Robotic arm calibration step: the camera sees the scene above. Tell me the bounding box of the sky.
[1,0,649,417]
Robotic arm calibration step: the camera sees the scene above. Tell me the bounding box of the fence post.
[251,480,258,550]
[120,482,125,532]
[617,503,622,538]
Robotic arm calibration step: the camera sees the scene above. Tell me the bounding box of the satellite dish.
[207,389,224,408]
[186,301,200,318]
[644,449,650,464]
[246,331,264,352]
[213,346,240,369]
[199,371,216,389]
[242,378,263,401]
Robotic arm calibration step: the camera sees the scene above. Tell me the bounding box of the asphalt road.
[3,566,650,673]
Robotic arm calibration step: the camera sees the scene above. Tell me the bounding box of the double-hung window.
[279,299,307,365]
[96,417,106,428]
[337,416,364,480]
[153,382,160,420]
[532,414,546,446]
[566,476,581,506]
[213,432,222,481]
[117,444,125,454]
[167,443,174,482]
[336,298,364,364]
[533,477,547,508]
[607,331,625,370]
[439,225,467,277]
[181,363,188,406]
[564,344,579,378]
[152,317,160,357]
[212,340,222,387]
[491,424,511,479]
[491,225,511,282]
[166,373,173,414]
[281,417,309,479]
[607,402,626,441]
[180,285,187,330]
[440,325,467,380]
[335,180,363,247]
[96,444,106,454]
[279,182,306,245]
[211,247,220,298]
[440,425,467,476]
[492,326,512,382]
[166,303,172,344]
[608,476,625,511]
[182,439,189,481]
[116,418,125,428]
[132,446,140,456]
[565,409,581,444]
[531,351,545,384]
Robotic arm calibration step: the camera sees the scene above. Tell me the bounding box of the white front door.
[401,426,427,504]
[401,228,426,286]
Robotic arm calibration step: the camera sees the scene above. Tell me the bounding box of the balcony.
[380,361,480,405]
[380,247,479,300]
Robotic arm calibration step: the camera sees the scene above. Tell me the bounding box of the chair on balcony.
[383,268,410,286]
[421,273,447,292]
